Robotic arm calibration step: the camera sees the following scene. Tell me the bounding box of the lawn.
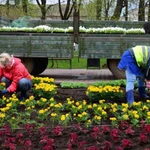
[47,57,106,69]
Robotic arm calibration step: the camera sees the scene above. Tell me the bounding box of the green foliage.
[60,82,87,88]
[47,57,106,69]
[93,79,126,87]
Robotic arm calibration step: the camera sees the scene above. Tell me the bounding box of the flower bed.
[0,76,150,149]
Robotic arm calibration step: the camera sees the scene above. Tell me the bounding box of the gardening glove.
[146,81,150,89]
[0,89,8,96]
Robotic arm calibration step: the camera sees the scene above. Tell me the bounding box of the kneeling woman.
[0,52,32,100]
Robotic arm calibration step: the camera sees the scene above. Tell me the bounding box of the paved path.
[40,69,116,84]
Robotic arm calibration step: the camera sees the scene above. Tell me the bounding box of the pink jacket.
[0,57,31,93]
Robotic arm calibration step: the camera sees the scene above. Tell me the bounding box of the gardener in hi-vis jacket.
[118,45,150,104]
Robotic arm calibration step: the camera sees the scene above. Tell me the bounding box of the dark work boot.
[126,90,134,104]
[138,87,149,99]
[19,92,27,101]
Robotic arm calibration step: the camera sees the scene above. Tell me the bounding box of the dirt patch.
[55,87,149,103]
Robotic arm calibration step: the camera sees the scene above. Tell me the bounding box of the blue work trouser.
[1,77,32,93]
[125,67,145,92]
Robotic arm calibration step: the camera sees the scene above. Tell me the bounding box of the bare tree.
[96,0,102,20]
[148,0,150,21]
[124,0,128,20]
[58,0,74,20]
[36,0,58,19]
[103,0,114,20]
[22,0,28,14]
[138,0,145,21]
[111,0,126,20]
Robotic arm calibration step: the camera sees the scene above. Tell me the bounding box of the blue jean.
[125,67,145,92]
[1,77,32,93]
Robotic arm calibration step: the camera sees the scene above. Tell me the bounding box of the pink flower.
[6,137,16,143]
[143,124,150,134]
[87,145,99,150]
[91,126,101,139]
[24,124,35,136]
[9,143,16,150]
[125,126,135,136]
[47,138,55,146]
[78,140,88,149]
[121,138,132,148]
[91,132,99,139]
[101,125,110,134]
[52,126,63,136]
[118,120,129,130]
[24,140,32,147]
[93,126,100,133]
[67,142,72,150]
[43,145,54,150]
[41,138,55,150]
[16,133,23,138]
[140,133,148,143]
[3,125,11,135]
[101,141,112,150]
[111,129,120,142]
[38,126,47,135]
[16,133,24,145]
[0,131,4,136]
[116,146,123,150]
[69,132,78,144]
[74,123,88,133]
[74,123,82,130]
[39,135,48,144]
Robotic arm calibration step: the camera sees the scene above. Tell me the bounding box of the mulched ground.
[55,87,148,103]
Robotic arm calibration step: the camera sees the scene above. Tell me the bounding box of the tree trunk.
[6,0,10,16]
[104,0,113,20]
[148,0,150,21]
[36,0,46,20]
[96,0,102,20]
[14,0,20,5]
[124,0,128,21]
[110,0,124,20]
[22,0,28,14]
[58,0,74,20]
[138,0,145,21]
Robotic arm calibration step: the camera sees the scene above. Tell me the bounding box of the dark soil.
[55,87,148,103]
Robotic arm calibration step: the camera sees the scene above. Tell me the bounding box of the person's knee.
[18,79,32,92]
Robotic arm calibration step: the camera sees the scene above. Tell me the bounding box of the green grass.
[47,57,107,69]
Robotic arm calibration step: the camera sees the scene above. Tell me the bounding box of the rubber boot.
[138,87,149,98]
[19,92,27,101]
[126,90,134,104]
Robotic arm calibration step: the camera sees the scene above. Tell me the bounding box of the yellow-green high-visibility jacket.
[132,46,150,69]
[118,45,150,76]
